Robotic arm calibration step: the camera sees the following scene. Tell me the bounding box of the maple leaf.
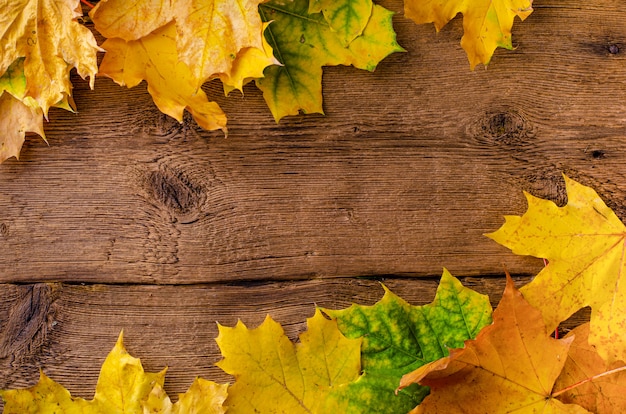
[487,175,626,364]
[173,0,272,84]
[91,0,275,87]
[0,0,100,115]
[0,371,89,413]
[321,269,492,413]
[0,59,45,162]
[0,93,45,162]
[219,23,280,95]
[398,275,591,414]
[308,0,374,46]
[257,0,404,121]
[404,0,533,69]
[98,22,228,133]
[0,332,227,413]
[90,0,174,41]
[554,323,626,413]
[88,331,168,413]
[143,378,228,414]
[216,308,362,413]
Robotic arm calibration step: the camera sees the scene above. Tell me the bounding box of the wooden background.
[0,0,623,407]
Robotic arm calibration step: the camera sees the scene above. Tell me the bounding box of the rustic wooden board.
[0,277,589,406]
[1,0,625,283]
[0,0,621,409]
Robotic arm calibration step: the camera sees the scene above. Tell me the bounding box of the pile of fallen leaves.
[3,176,626,412]
[0,0,533,162]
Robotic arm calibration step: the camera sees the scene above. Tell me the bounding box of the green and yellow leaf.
[322,269,493,413]
[257,0,403,121]
[399,275,589,414]
[308,0,374,46]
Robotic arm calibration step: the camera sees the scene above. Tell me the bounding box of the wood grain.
[2,1,625,283]
[0,277,589,408]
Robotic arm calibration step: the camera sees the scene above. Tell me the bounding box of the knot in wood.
[470,109,533,146]
[147,166,205,223]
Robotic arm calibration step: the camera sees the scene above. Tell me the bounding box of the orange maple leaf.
[554,323,626,413]
[398,275,590,413]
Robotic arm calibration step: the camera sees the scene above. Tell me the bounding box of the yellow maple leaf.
[174,0,271,83]
[0,370,89,413]
[487,176,626,364]
[398,275,590,414]
[0,332,228,413]
[0,92,45,162]
[216,309,362,413]
[0,0,101,115]
[142,378,228,414]
[90,0,174,41]
[219,23,279,95]
[173,378,228,414]
[89,331,167,413]
[404,0,533,69]
[98,22,228,133]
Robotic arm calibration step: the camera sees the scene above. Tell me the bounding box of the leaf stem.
[552,365,626,398]
[80,0,95,9]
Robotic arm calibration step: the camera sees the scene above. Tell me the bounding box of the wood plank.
[0,277,590,409]
[1,1,625,283]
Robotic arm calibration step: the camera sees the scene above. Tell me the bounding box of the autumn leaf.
[308,0,374,46]
[321,268,492,413]
[554,323,626,413]
[0,371,89,413]
[0,94,45,162]
[174,0,273,84]
[219,23,280,95]
[216,308,362,413]
[0,0,100,115]
[143,378,228,414]
[0,332,227,413]
[399,275,590,414]
[257,0,404,121]
[88,331,167,412]
[90,0,174,41]
[404,0,533,68]
[487,175,626,364]
[98,22,228,133]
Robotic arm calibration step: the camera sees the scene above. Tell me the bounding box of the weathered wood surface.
[0,0,623,407]
[0,278,590,402]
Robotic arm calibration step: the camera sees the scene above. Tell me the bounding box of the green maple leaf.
[308,0,374,46]
[322,269,493,413]
[257,0,404,121]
